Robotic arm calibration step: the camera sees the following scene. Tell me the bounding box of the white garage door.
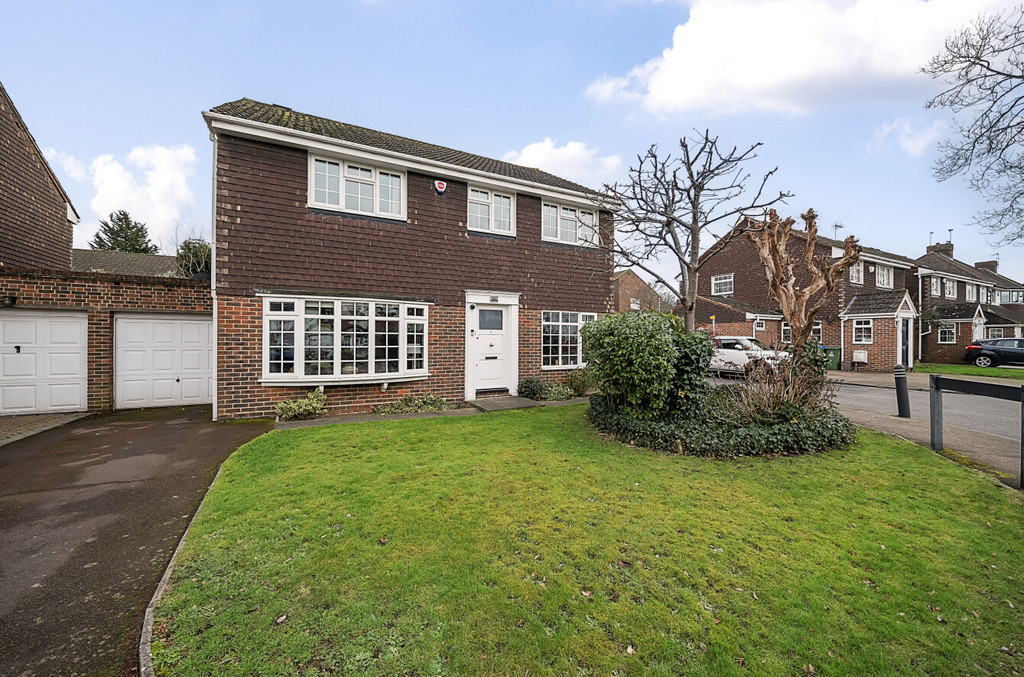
[114,315,213,409]
[0,310,88,414]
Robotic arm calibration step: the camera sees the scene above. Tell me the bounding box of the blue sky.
[4,0,1021,281]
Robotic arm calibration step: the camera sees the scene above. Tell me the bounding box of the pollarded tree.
[924,6,1024,242]
[89,210,159,254]
[747,209,861,361]
[600,131,791,332]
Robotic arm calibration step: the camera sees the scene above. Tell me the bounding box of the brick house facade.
[697,229,917,370]
[611,270,666,312]
[0,81,78,270]
[206,100,612,420]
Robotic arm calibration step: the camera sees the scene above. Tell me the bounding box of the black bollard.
[894,364,911,418]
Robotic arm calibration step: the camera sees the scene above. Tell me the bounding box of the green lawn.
[915,362,1024,380]
[153,406,1024,676]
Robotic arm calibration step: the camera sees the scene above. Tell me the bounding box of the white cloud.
[588,0,1016,116]
[78,145,198,251]
[503,138,622,187]
[870,117,947,156]
[42,147,87,182]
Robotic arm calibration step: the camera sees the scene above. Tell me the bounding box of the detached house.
[204,99,612,419]
[697,229,917,371]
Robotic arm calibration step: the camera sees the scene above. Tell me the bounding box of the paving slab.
[0,412,91,447]
[0,406,270,677]
[468,396,544,412]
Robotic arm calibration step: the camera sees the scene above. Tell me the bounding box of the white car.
[710,336,788,375]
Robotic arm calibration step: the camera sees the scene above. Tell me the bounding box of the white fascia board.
[204,112,604,210]
[833,247,911,269]
[914,266,993,287]
[840,312,900,319]
[744,312,783,320]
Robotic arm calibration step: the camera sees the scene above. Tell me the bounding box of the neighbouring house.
[0,81,213,415]
[697,228,918,370]
[972,259,1024,339]
[0,80,78,270]
[204,99,613,420]
[611,269,667,312]
[911,242,996,362]
[72,249,181,277]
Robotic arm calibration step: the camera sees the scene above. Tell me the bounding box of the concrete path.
[0,406,270,677]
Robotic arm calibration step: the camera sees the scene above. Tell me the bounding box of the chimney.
[975,260,998,273]
[927,241,954,257]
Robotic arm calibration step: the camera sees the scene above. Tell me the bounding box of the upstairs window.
[310,157,406,219]
[944,278,956,299]
[468,187,515,235]
[930,277,941,297]
[542,203,598,247]
[966,284,977,302]
[875,264,893,289]
[849,261,863,285]
[711,274,734,296]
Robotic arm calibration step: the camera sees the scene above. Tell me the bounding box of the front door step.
[467,396,542,412]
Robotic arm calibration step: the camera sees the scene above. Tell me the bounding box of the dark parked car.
[963,338,1024,367]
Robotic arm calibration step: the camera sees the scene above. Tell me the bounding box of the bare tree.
[600,131,791,331]
[747,209,861,360]
[924,6,1024,242]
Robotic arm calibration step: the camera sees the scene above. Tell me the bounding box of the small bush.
[275,388,328,421]
[581,312,685,419]
[518,378,545,400]
[587,392,855,458]
[667,330,715,418]
[567,367,595,397]
[372,394,451,415]
[540,382,575,401]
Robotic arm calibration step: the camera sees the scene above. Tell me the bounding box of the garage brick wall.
[920,320,973,364]
[0,269,211,411]
[843,317,900,371]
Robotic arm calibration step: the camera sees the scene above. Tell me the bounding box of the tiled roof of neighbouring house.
[982,304,1024,325]
[930,302,982,321]
[72,249,180,277]
[972,265,1024,290]
[841,290,909,316]
[692,294,782,317]
[208,98,600,196]
[916,252,990,282]
[790,230,918,266]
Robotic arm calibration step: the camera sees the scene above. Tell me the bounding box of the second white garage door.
[114,315,213,409]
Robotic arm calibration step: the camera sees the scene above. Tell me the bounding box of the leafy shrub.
[581,312,686,419]
[540,382,575,401]
[666,330,715,418]
[567,366,595,397]
[275,388,328,421]
[518,378,545,400]
[588,392,855,458]
[372,394,451,415]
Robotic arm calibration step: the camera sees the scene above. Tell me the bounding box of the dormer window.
[309,156,406,219]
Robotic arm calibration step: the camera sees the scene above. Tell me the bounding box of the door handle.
[176,378,180,383]
[489,343,494,347]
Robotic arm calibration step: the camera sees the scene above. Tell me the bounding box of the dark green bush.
[666,330,714,418]
[371,394,451,415]
[567,366,594,397]
[518,378,545,400]
[581,312,685,419]
[588,392,855,458]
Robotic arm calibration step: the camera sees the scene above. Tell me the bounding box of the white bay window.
[542,311,597,368]
[310,156,405,219]
[263,296,428,382]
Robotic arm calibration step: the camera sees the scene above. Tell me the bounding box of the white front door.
[0,310,88,414]
[114,314,213,409]
[471,304,509,392]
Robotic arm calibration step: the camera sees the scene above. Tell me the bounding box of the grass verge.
[153,405,1024,676]
[914,362,1024,380]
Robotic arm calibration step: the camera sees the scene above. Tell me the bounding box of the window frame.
[308,155,407,220]
[849,261,864,285]
[261,295,429,384]
[930,277,941,297]
[467,185,516,236]
[782,322,792,343]
[781,320,820,342]
[754,319,766,331]
[853,319,873,344]
[875,264,893,289]
[711,273,734,296]
[988,327,1005,339]
[937,325,956,344]
[541,311,597,370]
[966,284,977,302]
[541,201,599,248]
[944,278,956,299]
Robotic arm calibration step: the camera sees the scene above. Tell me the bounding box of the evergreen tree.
[89,210,159,254]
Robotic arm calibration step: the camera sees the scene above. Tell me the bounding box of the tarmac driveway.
[0,406,270,677]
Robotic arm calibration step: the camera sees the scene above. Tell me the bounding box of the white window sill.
[260,374,429,387]
[468,226,516,237]
[852,341,873,345]
[541,364,588,371]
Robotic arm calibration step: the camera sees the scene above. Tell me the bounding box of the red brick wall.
[0,269,211,411]
[611,271,663,312]
[920,321,973,364]
[0,85,73,270]
[843,317,899,371]
[216,298,583,419]
[214,136,612,312]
